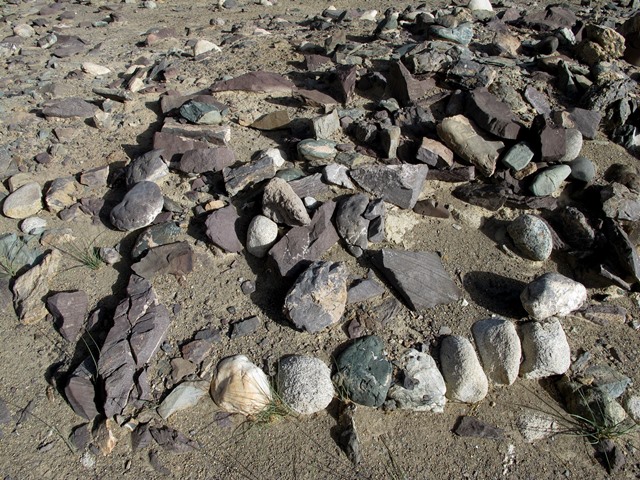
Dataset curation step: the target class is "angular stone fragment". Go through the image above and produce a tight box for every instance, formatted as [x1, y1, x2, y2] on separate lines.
[387, 60, 435, 106]
[350, 164, 428, 209]
[284, 261, 348, 333]
[3, 182, 42, 219]
[223, 151, 282, 196]
[204, 205, 243, 253]
[416, 138, 454, 167]
[601, 183, 640, 221]
[262, 177, 311, 227]
[177, 147, 235, 174]
[125, 150, 168, 187]
[519, 318, 570, 379]
[269, 200, 339, 277]
[371, 249, 461, 310]
[430, 24, 474, 46]
[179, 100, 224, 125]
[251, 111, 291, 131]
[65, 358, 98, 420]
[388, 349, 447, 412]
[524, 86, 551, 115]
[312, 110, 340, 139]
[47, 291, 88, 341]
[603, 218, 640, 284]
[110, 181, 164, 232]
[210, 71, 295, 94]
[466, 88, 522, 140]
[347, 276, 385, 304]
[437, 115, 504, 177]
[131, 242, 193, 279]
[159, 119, 230, 145]
[79, 166, 109, 187]
[42, 98, 97, 118]
[296, 89, 340, 108]
[45, 177, 79, 213]
[472, 318, 521, 386]
[566, 108, 601, 140]
[153, 131, 212, 162]
[336, 194, 370, 257]
[333, 335, 392, 407]
[335, 65, 357, 104]
[502, 142, 534, 171]
[520, 272, 587, 320]
[277, 356, 334, 415]
[13, 250, 61, 324]
[157, 381, 208, 419]
[132, 222, 182, 259]
[297, 139, 338, 166]
[538, 119, 567, 162]
[324, 163, 355, 189]
[440, 335, 488, 403]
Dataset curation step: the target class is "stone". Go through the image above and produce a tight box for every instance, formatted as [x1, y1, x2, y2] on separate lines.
[519, 318, 570, 379]
[468, 0, 492, 11]
[204, 205, 243, 253]
[440, 335, 488, 403]
[0, 233, 40, 280]
[336, 194, 370, 257]
[276, 356, 334, 414]
[64, 358, 98, 420]
[210, 355, 272, 415]
[530, 165, 571, 197]
[42, 98, 97, 118]
[312, 110, 340, 139]
[334, 335, 392, 407]
[558, 378, 627, 429]
[45, 177, 79, 213]
[466, 88, 522, 140]
[379, 126, 401, 159]
[371, 249, 461, 310]
[583, 365, 631, 399]
[158, 120, 230, 147]
[98, 276, 170, 418]
[149, 425, 197, 453]
[181, 337, 217, 365]
[387, 349, 447, 412]
[3, 183, 42, 219]
[569, 156, 596, 182]
[524, 86, 551, 115]
[454, 416, 504, 439]
[347, 276, 385, 304]
[210, 71, 295, 94]
[47, 291, 88, 341]
[230, 316, 261, 338]
[603, 218, 640, 284]
[246, 215, 279, 258]
[82, 62, 111, 76]
[251, 111, 291, 131]
[178, 147, 235, 174]
[567, 108, 601, 139]
[517, 411, 559, 442]
[324, 163, 355, 189]
[387, 60, 435, 106]
[269, 200, 340, 277]
[20, 217, 46, 236]
[471, 318, 521, 386]
[335, 65, 357, 104]
[179, 101, 224, 125]
[296, 89, 340, 108]
[262, 177, 311, 227]
[79, 166, 109, 187]
[601, 183, 640, 221]
[537, 120, 567, 162]
[437, 115, 504, 177]
[13, 250, 61, 324]
[157, 381, 208, 419]
[132, 222, 182, 259]
[223, 151, 282, 196]
[507, 214, 553, 261]
[350, 164, 428, 210]
[125, 150, 168, 187]
[284, 261, 348, 333]
[297, 139, 338, 166]
[110, 182, 164, 232]
[559, 129, 583, 163]
[430, 24, 474, 46]
[13, 24, 35, 38]
[576, 25, 625, 66]
[521, 272, 587, 320]
[416, 138, 454, 168]
[131, 242, 193, 280]
[193, 39, 221, 56]
[502, 142, 534, 171]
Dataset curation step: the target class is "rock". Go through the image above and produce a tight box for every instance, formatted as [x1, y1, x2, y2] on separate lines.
[47, 291, 88, 341]
[131, 242, 193, 280]
[42, 98, 97, 118]
[507, 214, 553, 261]
[289, 173, 330, 198]
[177, 147, 235, 174]
[623, 392, 640, 423]
[440, 335, 488, 403]
[576, 25, 625, 66]
[262, 177, 311, 227]
[413, 199, 450, 219]
[349, 164, 429, 209]
[387, 60, 435, 106]
[601, 183, 640, 221]
[529, 165, 571, 197]
[276, 356, 334, 414]
[3, 183, 42, 219]
[283, 261, 348, 333]
[251, 111, 291, 131]
[312, 110, 341, 139]
[45, 177, 79, 213]
[210, 355, 272, 415]
[193, 39, 221, 56]
[380, 126, 401, 159]
[125, 150, 168, 187]
[148, 425, 197, 453]
[454, 416, 504, 439]
[13, 24, 35, 38]
[471, 318, 521, 386]
[324, 163, 355, 189]
[296, 89, 340, 108]
[558, 378, 627, 429]
[335, 65, 357, 104]
[582, 365, 631, 399]
[79, 166, 109, 188]
[371, 249, 461, 310]
[64, 358, 98, 420]
[157, 381, 208, 419]
[430, 23, 474, 46]
[269, 200, 339, 277]
[567, 108, 601, 140]
[223, 150, 283, 196]
[82, 62, 111, 76]
[20, 217, 46, 236]
[158, 120, 230, 149]
[110, 182, 164, 232]
[181, 336, 218, 365]
[558, 129, 583, 163]
[132, 222, 182, 259]
[502, 142, 534, 171]
[246, 215, 278, 258]
[333, 335, 392, 407]
[603, 218, 640, 284]
[204, 205, 243, 253]
[230, 316, 261, 338]
[297, 139, 338, 166]
[537, 119, 567, 162]
[210, 71, 295, 94]
[466, 88, 522, 140]
[524, 86, 551, 115]
[95, 420, 118, 455]
[416, 138, 454, 168]
[387, 349, 447, 412]
[521, 272, 587, 320]
[519, 318, 570, 378]
[517, 411, 559, 442]
[468, 0, 492, 11]
[437, 115, 504, 177]
[179, 100, 224, 125]
[347, 276, 385, 304]
[13, 250, 61, 324]
[335, 194, 370, 257]
[569, 156, 596, 182]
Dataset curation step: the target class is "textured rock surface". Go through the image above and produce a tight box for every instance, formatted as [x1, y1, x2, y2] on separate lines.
[204, 205, 243, 253]
[276, 355, 334, 414]
[388, 349, 447, 412]
[110, 181, 164, 232]
[440, 335, 488, 403]
[472, 318, 521, 385]
[519, 318, 571, 379]
[46, 290, 88, 341]
[246, 215, 279, 258]
[349, 164, 429, 209]
[13, 250, 61, 324]
[3, 183, 42, 219]
[262, 177, 311, 227]
[157, 381, 208, 419]
[521, 272, 587, 320]
[507, 214, 553, 261]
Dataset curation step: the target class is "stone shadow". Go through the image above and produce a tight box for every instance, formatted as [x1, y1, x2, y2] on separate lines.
[463, 271, 528, 319]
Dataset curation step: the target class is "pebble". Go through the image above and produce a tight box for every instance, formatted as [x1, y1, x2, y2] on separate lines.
[246, 215, 279, 258]
[569, 156, 596, 182]
[472, 318, 521, 386]
[468, 0, 492, 11]
[439, 335, 488, 403]
[82, 62, 111, 76]
[2, 182, 42, 219]
[262, 177, 311, 227]
[323, 163, 355, 189]
[13, 24, 35, 38]
[559, 128, 583, 163]
[501, 142, 534, 171]
[333, 335, 392, 407]
[519, 318, 571, 379]
[110, 181, 164, 232]
[297, 139, 338, 166]
[529, 165, 571, 197]
[276, 355, 334, 414]
[349, 164, 429, 209]
[20, 217, 46, 235]
[194, 39, 221, 56]
[520, 272, 587, 320]
[507, 214, 553, 261]
[125, 150, 169, 187]
[157, 381, 208, 419]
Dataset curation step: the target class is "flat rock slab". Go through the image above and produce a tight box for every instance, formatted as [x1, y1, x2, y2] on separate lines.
[349, 164, 429, 209]
[177, 147, 235, 174]
[3, 182, 43, 219]
[47, 290, 88, 341]
[467, 88, 522, 140]
[42, 97, 97, 118]
[65, 358, 98, 420]
[210, 71, 295, 94]
[454, 416, 504, 440]
[284, 261, 348, 333]
[13, 250, 61, 324]
[157, 381, 208, 419]
[131, 242, 193, 279]
[132, 222, 182, 259]
[333, 335, 392, 407]
[204, 205, 243, 253]
[110, 181, 164, 232]
[371, 249, 461, 310]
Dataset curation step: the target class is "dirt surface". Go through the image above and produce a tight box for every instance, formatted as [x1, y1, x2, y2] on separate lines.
[1, 0, 640, 478]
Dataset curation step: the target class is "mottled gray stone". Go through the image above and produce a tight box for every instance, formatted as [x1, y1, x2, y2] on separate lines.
[110, 182, 164, 232]
[472, 318, 521, 386]
[519, 318, 571, 379]
[569, 156, 596, 182]
[521, 272, 587, 320]
[132, 222, 182, 259]
[125, 150, 168, 187]
[157, 381, 208, 419]
[3, 182, 42, 219]
[502, 142, 534, 171]
[507, 214, 553, 261]
[388, 349, 447, 412]
[223, 151, 282, 196]
[246, 215, 278, 258]
[530, 165, 571, 197]
[440, 335, 488, 403]
[335, 194, 370, 257]
[262, 177, 311, 227]
[277, 355, 334, 414]
[297, 139, 338, 166]
[350, 164, 428, 209]
[312, 110, 341, 139]
[323, 163, 355, 189]
[559, 128, 583, 163]
[13, 250, 61, 324]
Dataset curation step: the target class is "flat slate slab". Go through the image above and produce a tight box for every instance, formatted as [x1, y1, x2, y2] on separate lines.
[371, 249, 462, 310]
